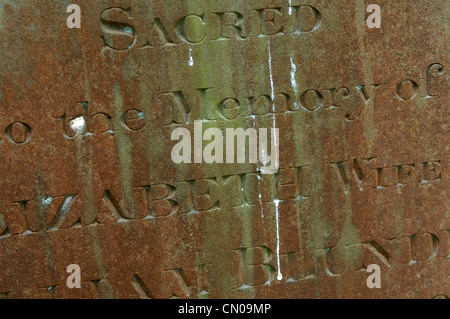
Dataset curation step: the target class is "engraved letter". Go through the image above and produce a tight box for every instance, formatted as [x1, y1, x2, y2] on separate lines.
[101, 8, 135, 51]
[178, 14, 206, 43]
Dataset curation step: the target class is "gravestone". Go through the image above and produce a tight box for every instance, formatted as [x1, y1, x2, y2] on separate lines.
[0, 0, 448, 299]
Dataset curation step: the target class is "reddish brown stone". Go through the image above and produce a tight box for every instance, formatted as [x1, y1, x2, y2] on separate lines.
[0, 0, 448, 299]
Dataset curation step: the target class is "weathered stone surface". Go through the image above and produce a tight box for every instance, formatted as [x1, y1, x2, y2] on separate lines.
[0, 0, 448, 299]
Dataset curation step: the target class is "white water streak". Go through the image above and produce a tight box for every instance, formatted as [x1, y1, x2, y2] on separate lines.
[290, 56, 300, 109]
[188, 47, 194, 66]
[274, 199, 283, 280]
[251, 115, 265, 222]
[268, 39, 275, 101]
[268, 39, 282, 280]
[267, 38, 279, 172]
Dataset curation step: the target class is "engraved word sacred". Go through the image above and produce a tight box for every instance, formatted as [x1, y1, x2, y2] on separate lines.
[100, 5, 322, 51]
